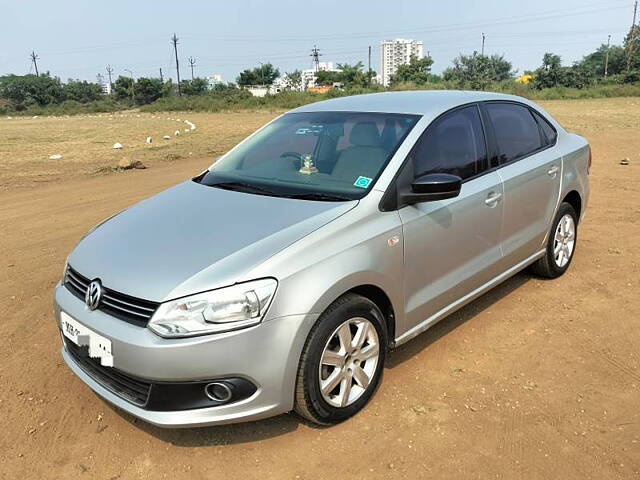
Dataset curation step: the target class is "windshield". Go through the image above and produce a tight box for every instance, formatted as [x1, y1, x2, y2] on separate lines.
[197, 111, 420, 200]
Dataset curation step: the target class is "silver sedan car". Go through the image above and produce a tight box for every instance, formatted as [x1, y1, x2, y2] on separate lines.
[54, 91, 589, 427]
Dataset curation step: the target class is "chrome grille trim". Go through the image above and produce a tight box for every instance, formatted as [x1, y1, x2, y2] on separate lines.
[64, 265, 160, 327]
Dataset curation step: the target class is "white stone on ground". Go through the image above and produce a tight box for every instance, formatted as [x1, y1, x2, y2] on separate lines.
[49, 154, 63, 160]
[163, 135, 171, 140]
[113, 142, 123, 149]
[146, 137, 152, 144]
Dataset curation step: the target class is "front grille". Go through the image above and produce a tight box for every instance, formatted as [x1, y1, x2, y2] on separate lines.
[65, 340, 151, 407]
[65, 265, 159, 327]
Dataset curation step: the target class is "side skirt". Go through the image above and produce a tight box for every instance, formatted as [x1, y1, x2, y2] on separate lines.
[392, 249, 545, 348]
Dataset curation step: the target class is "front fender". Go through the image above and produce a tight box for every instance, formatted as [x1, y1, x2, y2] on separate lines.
[249, 193, 406, 338]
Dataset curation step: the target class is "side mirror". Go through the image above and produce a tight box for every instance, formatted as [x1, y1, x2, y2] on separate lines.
[400, 173, 462, 205]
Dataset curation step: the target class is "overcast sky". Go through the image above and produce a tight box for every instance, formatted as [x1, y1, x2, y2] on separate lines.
[0, 0, 634, 83]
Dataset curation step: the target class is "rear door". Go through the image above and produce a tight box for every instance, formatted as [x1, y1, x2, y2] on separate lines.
[398, 104, 504, 334]
[483, 102, 561, 267]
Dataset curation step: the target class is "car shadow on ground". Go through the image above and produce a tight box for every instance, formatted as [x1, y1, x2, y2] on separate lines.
[386, 271, 530, 368]
[110, 271, 531, 447]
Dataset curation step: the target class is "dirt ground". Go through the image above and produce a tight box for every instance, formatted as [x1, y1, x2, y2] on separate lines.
[1, 98, 639, 479]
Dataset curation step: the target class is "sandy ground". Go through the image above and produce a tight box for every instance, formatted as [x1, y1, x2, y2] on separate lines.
[1, 98, 639, 479]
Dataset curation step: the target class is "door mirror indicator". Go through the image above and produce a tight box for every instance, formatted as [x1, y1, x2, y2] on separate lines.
[400, 173, 462, 205]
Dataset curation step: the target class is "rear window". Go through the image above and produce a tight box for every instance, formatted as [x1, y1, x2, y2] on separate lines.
[486, 103, 543, 163]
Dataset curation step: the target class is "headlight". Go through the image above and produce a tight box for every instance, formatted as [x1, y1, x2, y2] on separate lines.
[147, 279, 277, 338]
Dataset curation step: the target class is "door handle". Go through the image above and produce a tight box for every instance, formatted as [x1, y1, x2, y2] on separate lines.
[484, 192, 502, 206]
[547, 165, 559, 177]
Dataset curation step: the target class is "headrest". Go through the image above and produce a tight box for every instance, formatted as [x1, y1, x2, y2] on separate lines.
[349, 122, 381, 147]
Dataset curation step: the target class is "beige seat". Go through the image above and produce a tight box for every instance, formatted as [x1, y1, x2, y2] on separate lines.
[332, 122, 388, 181]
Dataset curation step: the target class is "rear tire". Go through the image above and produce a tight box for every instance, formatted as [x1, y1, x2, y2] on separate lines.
[294, 293, 387, 425]
[530, 202, 578, 278]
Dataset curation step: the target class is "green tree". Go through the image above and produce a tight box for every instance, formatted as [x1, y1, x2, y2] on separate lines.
[180, 77, 210, 95]
[237, 63, 280, 86]
[336, 62, 369, 87]
[443, 52, 513, 89]
[134, 77, 163, 104]
[64, 79, 103, 103]
[580, 44, 627, 77]
[533, 53, 596, 89]
[315, 62, 369, 88]
[212, 81, 237, 92]
[623, 22, 640, 71]
[113, 76, 135, 102]
[283, 70, 303, 90]
[0, 73, 65, 109]
[315, 69, 341, 86]
[533, 53, 563, 89]
[389, 55, 434, 86]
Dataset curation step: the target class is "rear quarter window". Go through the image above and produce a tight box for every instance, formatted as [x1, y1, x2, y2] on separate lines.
[532, 110, 558, 146]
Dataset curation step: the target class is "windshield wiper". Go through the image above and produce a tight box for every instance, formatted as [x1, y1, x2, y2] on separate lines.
[209, 181, 280, 196]
[210, 181, 352, 201]
[282, 192, 353, 202]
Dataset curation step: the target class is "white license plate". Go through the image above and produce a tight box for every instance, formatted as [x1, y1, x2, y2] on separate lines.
[61, 312, 114, 367]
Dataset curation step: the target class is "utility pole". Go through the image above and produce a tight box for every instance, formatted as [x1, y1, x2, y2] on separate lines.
[258, 61, 265, 85]
[106, 65, 114, 94]
[604, 34, 611, 77]
[188, 56, 196, 80]
[30, 51, 39, 76]
[159, 67, 164, 82]
[368, 46, 372, 85]
[172, 33, 182, 95]
[310, 45, 322, 72]
[125, 69, 134, 103]
[481, 33, 486, 56]
[627, 0, 638, 71]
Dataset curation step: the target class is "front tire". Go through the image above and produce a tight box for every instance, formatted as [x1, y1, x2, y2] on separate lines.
[294, 294, 387, 425]
[530, 202, 578, 278]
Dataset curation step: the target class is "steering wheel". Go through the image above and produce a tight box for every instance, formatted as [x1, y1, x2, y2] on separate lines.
[280, 152, 302, 161]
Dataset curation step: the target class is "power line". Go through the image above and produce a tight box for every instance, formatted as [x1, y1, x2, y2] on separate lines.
[172, 33, 182, 95]
[30, 51, 39, 76]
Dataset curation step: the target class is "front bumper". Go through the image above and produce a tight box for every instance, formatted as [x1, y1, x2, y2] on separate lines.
[54, 283, 318, 427]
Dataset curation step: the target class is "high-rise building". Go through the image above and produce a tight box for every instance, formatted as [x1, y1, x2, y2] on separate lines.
[379, 38, 423, 87]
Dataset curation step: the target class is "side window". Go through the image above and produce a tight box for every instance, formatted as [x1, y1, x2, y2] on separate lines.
[412, 105, 487, 180]
[486, 103, 543, 163]
[531, 110, 557, 146]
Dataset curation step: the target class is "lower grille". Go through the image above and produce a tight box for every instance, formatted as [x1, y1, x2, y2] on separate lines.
[65, 265, 159, 327]
[65, 340, 151, 407]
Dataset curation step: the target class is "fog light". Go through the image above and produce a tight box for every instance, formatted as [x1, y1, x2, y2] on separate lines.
[204, 382, 233, 402]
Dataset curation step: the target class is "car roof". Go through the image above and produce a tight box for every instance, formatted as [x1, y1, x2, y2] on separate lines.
[290, 90, 533, 116]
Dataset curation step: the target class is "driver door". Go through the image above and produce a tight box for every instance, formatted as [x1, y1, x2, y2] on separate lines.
[398, 105, 504, 336]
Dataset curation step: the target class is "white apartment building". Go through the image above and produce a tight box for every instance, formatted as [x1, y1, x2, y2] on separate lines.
[379, 38, 423, 87]
[301, 62, 341, 90]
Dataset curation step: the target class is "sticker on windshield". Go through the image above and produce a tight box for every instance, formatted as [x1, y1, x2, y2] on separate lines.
[353, 176, 372, 189]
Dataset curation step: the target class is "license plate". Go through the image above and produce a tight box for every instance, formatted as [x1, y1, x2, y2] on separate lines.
[61, 312, 114, 367]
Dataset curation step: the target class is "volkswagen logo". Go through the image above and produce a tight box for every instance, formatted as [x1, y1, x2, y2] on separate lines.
[85, 280, 103, 310]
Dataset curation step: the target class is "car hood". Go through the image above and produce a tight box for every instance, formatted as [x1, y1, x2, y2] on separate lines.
[68, 180, 357, 302]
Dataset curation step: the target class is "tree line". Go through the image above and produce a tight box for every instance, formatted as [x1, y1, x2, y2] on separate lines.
[1, 24, 638, 112]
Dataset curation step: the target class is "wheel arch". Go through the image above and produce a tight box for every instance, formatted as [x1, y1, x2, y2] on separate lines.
[562, 190, 582, 220]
